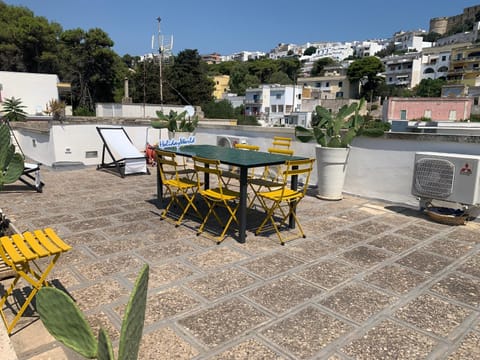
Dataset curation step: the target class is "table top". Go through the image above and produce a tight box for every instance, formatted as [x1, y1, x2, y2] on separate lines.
[164, 144, 306, 168]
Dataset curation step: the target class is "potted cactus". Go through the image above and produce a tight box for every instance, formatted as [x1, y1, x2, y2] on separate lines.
[37, 264, 149, 359]
[295, 99, 365, 200]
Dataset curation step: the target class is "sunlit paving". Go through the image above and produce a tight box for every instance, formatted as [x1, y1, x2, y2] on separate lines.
[1, 164, 479, 359]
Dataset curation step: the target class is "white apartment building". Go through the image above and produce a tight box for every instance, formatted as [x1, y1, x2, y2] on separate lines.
[393, 30, 432, 52]
[382, 53, 423, 88]
[420, 43, 469, 81]
[353, 40, 388, 57]
[244, 84, 302, 126]
[223, 51, 266, 62]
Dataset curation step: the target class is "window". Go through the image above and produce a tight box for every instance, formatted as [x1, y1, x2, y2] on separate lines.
[271, 105, 277, 113]
[400, 110, 407, 120]
[449, 110, 456, 120]
[315, 82, 321, 87]
[474, 97, 479, 106]
[424, 68, 435, 74]
[275, 94, 281, 99]
[442, 55, 447, 61]
[278, 105, 284, 113]
[424, 110, 432, 118]
[325, 82, 330, 87]
[336, 92, 344, 98]
[338, 81, 343, 87]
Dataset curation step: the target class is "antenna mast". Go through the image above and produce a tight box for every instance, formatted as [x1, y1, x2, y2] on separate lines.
[156, 17, 163, 110]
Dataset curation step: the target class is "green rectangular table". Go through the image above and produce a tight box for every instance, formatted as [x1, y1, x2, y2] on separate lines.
[156, 144, 307, 243]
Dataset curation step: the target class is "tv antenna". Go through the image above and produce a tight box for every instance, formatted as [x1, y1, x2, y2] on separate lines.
[152, 17, 174, 110]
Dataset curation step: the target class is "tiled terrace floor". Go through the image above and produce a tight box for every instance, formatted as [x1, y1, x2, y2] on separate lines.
[1, 165, 480, 360]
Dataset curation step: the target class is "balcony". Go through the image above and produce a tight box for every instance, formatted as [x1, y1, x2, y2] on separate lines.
[2, 120, 480, 359]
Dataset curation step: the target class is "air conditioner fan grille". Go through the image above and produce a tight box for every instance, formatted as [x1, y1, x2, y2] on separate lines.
[414, 158, 454, 198]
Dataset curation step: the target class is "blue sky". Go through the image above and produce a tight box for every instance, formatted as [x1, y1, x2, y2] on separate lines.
[4, 0, 480, 56]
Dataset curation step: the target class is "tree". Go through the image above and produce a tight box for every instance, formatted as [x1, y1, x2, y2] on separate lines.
[413, 78, 446, 97]
[267, 71, 292, 84]
[203, 99, 235, 119]
[57, 28, 124, 112]
[164, 49, 214, 107]
[347, 56, 385, 99]
[303, 46, 317, 56]
[310, 57, 336, 76]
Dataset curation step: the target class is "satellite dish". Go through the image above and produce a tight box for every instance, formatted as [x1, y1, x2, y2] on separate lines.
[184, 105, 195, 117]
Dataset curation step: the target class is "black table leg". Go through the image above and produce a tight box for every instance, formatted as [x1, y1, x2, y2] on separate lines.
[238, 167, 248, 243]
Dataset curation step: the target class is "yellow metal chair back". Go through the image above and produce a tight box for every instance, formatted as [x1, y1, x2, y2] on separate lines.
[234, 143, 260, 151]
[271, 136, 292, 150]
[193, 156, 240, 243]
[221, 143, 260, 186]
[0, 228, 71, 334]
[155, 149, 202, 226]
[255, 158, 315, 245]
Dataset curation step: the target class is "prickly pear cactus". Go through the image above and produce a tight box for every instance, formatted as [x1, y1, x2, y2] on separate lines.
[0, 123, 24, 189]
[37, 264, 149, 359]
[118, 263, 149, 360]
[36, 287, 98, 358]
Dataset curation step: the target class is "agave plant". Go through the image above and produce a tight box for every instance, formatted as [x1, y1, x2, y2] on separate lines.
[36, 264, 149, 360]
[295, 99, 365, 148]
[152, 110, 198, 133]
[0, 123, 24, 190]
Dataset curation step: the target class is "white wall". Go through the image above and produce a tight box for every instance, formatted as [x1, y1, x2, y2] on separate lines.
[0, 71, 59, 115]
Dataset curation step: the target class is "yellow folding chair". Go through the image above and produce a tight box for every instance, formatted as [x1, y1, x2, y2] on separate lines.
[193, 156, 240, 244]
[271, 136, 292, 150]
[220, 143, 260, 187]
[0, 228, 71, 334]
[247, 147, 294, 209]
[255, 158, 314, 245]
[155, 149, 202, 226]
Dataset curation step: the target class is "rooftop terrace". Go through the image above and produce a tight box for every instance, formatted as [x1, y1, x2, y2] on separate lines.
[1, 164, 480, 359]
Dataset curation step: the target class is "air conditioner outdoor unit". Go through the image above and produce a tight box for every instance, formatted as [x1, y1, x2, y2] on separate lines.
[216, 135, 248, 148]
[411, 152, 480, 206]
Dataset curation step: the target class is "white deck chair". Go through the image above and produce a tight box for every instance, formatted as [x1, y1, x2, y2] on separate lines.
[96, 127, 149, 177]
[19, 162, 44, 192]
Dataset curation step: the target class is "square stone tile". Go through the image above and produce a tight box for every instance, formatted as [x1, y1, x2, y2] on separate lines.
[368, 234, 419, 254]
[244, 275, 322, 314]
[31, 214, 81, 228]
[86, 311, 120, 342]
[115, 287, 200, 326]
[394, 293, 472, 338]
[394, 223, 441, 240]
[212, 338, 286, 360]
[187, 247, 247, 270]
[349, 220, 393, 236]
[102, 221, 151, 237]
[186, 268, 257, 301]
[178, 298, 270, 348]
[446, 227, 480, 244]
[421, 238, 474, 259]
[340, 246, 391, 268]
[136, 241, 196, 263]
[304, 216, 350, 233]
[262, 306, 353, 359]
[457, 252, 480, 278]
[430, 272, 480, 307]
[125, 262, 195, 289]
[297, 260, 359, 290]
[75, 254, 144, 281]
[285, 239, 336, 261]
[88, 237, 154, 257]
[71, 280, 130, 312]
[79, 206, 124, 218]
[138, 327, 199, 360]
[333, 208, 375, 222]
[323, 229, 370, 248]
[341, 319, 437, 359]
[64, 217, 114, 232]
[63, 230, 109, 246]
[241, 253, 304, 279]
[396, 250, 454, 275]
[319, 282, 396, 323]
[447, 331, 480, 359]
[113, 210, 159, 223]
[363, 264, 429, 294]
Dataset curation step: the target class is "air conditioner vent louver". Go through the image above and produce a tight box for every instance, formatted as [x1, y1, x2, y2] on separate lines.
[413, 158, 455, 198]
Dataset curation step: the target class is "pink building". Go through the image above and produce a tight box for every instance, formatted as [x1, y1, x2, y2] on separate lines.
[384, 97, 473, 121]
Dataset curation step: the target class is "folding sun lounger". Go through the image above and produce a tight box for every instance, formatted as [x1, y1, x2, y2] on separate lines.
[96, 126, 149, 178]
[19, 162, 44, 192]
